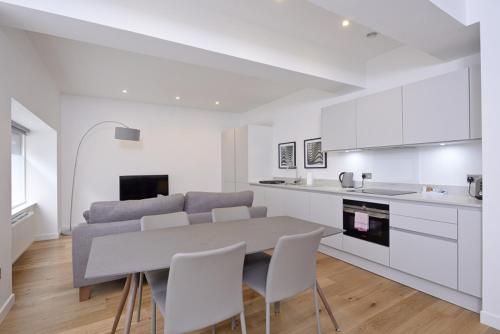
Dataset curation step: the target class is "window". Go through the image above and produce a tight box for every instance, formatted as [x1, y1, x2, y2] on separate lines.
[11, 124, 27, 209]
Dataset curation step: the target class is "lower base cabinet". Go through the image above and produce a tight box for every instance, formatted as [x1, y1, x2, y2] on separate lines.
[343, 235, 389, 266]
[390, 229, 458, 289]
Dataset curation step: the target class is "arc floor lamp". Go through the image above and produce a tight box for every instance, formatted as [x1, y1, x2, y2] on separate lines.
[62, 121, 141, 236]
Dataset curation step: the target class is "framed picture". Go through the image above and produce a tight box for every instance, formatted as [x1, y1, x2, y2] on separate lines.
[278, 142, 296, 169]
[304, 138, 327, 169]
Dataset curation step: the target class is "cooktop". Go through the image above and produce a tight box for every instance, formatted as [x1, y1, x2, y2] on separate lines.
[347, 188, 417, 196]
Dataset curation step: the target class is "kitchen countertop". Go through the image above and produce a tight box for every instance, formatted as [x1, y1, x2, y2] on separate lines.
[249, 182, 482, 209]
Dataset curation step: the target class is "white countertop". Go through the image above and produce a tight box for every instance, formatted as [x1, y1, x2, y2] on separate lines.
[250, 182, 482, 208]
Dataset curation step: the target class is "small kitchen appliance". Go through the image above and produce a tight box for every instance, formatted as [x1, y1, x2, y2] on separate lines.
[339, 172, 354, 188]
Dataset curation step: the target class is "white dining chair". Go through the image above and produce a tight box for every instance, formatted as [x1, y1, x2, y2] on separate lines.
[243, 228, 325, 334]
[148, 242, 248, 334]
[137, 211, 190, 326]
[211, 206, 251, 222]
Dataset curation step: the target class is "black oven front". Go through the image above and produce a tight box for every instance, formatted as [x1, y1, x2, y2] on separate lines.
[343, 199, 390, 247]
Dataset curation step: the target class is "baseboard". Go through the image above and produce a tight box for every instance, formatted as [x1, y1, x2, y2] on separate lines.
[35, 232, 59, 241]
[319, 245, 481, 313]
[0, 294, 15, 325]
[481, 310, 500, 330]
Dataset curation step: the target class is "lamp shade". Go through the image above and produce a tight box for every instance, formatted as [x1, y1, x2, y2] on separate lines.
[115, 127, 140, 141]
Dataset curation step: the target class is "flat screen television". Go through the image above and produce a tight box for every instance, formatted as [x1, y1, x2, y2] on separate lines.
[119, 175, 169, 201]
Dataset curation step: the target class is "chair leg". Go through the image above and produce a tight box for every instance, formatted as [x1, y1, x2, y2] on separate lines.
[312, 286, 322, 334]
[266, 303, 271, 334]
[212, 325, 216, 334]
[231, 316, 237, 330]
[240, 312, 247, 334]
[137, 272, 144, 322]
[151, 300, 156, 334]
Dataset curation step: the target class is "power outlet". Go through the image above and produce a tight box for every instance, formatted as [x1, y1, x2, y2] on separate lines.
[467, 174, 482, 183]
[362, 172, 372, 180]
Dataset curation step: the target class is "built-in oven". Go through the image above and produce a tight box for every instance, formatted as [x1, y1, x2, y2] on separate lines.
[343, 199, 390, 247]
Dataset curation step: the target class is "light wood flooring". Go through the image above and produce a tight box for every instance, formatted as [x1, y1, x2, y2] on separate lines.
[0, 236, 497, 334]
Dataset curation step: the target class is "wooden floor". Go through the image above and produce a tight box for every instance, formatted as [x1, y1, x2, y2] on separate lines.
[0, 237, 497, 334]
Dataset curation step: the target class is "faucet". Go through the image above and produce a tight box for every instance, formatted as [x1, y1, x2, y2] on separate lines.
[286, 164, 301, 184]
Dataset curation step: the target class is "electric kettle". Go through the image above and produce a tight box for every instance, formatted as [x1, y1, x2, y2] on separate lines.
[339, 172, 354, 188]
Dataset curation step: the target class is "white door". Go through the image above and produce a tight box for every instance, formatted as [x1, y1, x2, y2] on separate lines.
[402, 68, 470, 144]
[458, 209, 482, 297]
[357, 87, 403, 148]
[321, 101, 357, 151]
[221, 129, 235, 184]
[235, 126, 248, 183]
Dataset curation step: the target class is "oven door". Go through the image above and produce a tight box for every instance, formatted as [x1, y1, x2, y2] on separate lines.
[343, 203, 390, 247]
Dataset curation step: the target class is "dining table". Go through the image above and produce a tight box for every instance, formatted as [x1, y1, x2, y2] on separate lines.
[85, 215, 343, 333]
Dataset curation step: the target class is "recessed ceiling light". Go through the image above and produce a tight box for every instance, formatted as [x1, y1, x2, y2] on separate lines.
[215, 101, 220, 105]
[175, 96, 181, 100]
[341, 19, 350, 27]
[440, 143, 446, 146]
[122, 89, 128, 94]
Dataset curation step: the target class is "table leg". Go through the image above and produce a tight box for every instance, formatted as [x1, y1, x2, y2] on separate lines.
[316, 280, 341, 332]
[111, 275, 132, 334]
[123, 273, 140, 334]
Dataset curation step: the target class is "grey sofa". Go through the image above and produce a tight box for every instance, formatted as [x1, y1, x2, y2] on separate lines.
[72, 190, 267, 301]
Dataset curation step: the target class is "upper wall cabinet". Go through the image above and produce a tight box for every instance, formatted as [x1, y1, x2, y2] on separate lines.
[402, 68, 470, 144]
[469, 65, 482, 139]
[321, 101, 357, 151]
[357, 87, 403, 148]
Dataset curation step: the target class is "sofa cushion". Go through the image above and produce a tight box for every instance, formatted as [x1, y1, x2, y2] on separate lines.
[88, 193, 185, 224]
[184, 191, 254, 214]
[187, 206, 267, 225]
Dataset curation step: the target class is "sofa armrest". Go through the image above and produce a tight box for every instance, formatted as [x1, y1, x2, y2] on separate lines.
[72, 220, 140, 288]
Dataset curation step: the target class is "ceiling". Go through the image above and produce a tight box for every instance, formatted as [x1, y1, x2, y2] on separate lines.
[29, 32, 314, 113]
[0, 0, 480, 112]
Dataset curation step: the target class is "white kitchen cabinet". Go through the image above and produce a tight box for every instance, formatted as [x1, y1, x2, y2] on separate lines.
[265, 187, 287, 217]
[283, 190, 310, 221]
[391, 201, 457, 224]
[390, 229, 458, 289]
[309, 192, 343, 249]
[458, 209, 482, 297]
[343, 235, 390, 266]
[249, 185, 267, 207]
[221, 125, 272, 191]
[402, 68, 470, 144]
[469, 65, 482, 139]
[357, 87, 403, 148]
[321, 101, 357, 151]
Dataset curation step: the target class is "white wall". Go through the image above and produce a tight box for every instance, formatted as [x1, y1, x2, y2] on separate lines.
[477, 0, 500, 329]
[60, 95, 239, 230]
[240, 50, 482, 187]
[0, 26, 59, 323]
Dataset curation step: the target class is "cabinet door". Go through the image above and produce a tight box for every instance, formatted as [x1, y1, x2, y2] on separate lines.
[221, 129, 235, 183]
[249, 185, 267, 207]
[390, 229, 457, 289]
[403, 68, 470, 144]
[357, 87, 403, 148]
[458, 209, 482, 297]
[321, 101, 357, 151]
[266, 188, 286, 217]
[469, 65, 482, 139]
[283, 190, 310, 221]
[309, 192, 343, 249]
